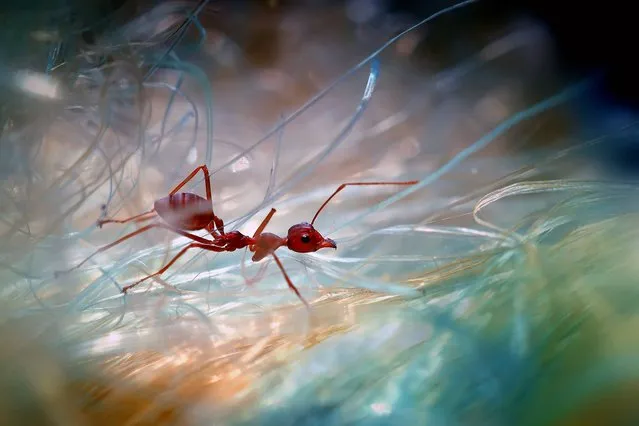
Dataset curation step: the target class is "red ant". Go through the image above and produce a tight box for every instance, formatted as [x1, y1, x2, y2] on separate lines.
[59, 165, 417, 307]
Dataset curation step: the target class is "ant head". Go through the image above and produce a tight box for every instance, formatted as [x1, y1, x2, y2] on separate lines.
[286, 222, 336, 253]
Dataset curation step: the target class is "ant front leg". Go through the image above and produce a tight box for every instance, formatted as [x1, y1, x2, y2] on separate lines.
[240, 247, 271, 286]
[271, 252, 310, 309]
[243, 208, 309, 307]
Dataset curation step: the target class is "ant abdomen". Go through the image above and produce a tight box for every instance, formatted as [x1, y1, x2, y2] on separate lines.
[154, 192, 215, 231]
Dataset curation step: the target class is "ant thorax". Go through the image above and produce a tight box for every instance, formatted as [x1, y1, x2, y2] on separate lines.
[251, 232, 286, 262]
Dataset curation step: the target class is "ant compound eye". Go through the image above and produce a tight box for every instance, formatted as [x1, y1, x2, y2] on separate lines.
[286, 225, 320, 253]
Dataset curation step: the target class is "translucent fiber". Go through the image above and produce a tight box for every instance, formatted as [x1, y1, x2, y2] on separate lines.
[1, 1, 638, 425]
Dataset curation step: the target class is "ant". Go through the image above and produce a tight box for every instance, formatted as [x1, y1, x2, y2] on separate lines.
[59, 165, 417, 307]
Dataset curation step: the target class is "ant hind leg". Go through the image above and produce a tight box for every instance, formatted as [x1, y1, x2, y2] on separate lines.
[168, 165, 225, 234]
[56, 224, 219, 277]
[122, 242, 225, 293]
[97, 209, 157, 228]
[169, 165, 212, 201]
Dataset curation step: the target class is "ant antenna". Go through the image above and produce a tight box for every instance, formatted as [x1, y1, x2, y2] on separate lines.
[310, 181, 419, 226]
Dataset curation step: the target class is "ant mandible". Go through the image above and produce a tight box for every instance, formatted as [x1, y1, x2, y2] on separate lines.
[60, 165, 417, 307]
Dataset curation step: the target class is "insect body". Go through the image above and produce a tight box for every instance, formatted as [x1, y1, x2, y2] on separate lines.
[154, 193, 217, 232]
[61, 165, 417, 307]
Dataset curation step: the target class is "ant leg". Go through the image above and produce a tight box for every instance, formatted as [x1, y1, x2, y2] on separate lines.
[57, 223, 217, 275]
[122, 242, 225, 293]
[271, 252, 310, 309]
[247, 261, 270, 286]
[311, 180, 419, 225]
[252, 208, 277, 239]
[241, 248, 270, 286]
[169, 165, 212, 199]
[97, 210, 156, 228]
[213, 216, 225, 236]
[249, 208, 281, 262]
[169, 165, 225, 234]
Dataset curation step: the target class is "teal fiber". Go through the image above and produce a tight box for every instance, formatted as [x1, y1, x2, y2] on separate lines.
[156, 70, 187, 157]
[158, 58, 215, 168]
[229, 308, 522, 426]
[254, 59, 380, 218]
[143, 0, 211, 81]
[206, 0, 476, 180]
[211, 59, 380, 234]
[329, 77, 596, 235]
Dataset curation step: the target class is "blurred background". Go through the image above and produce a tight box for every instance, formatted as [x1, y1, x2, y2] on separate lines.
[1, 0, 639, 424]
